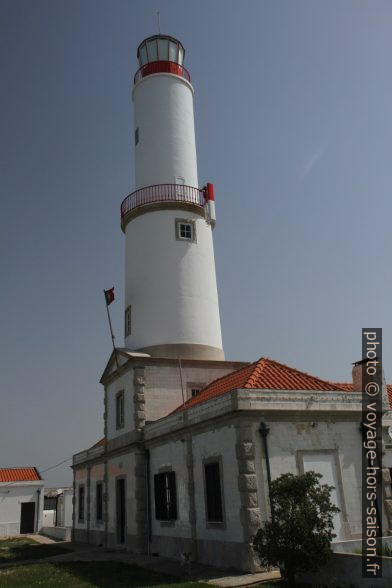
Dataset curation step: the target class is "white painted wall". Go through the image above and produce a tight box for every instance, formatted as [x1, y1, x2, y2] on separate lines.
[133, 74, 198, 189]
[107, 453, 136, 543]
[144, 363, 240, 421]
[192, 425, 242, 542]
[89, 464, 105, 534]
[0, 482, 44, 536]
[150, 439, 190, 540]
[253, 420, 362, 540]
[42, 509, 55, 527]
[124, 210, 222, 353]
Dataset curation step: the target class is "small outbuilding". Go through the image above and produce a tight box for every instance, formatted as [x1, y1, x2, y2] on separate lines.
[0, 467, 44, 536]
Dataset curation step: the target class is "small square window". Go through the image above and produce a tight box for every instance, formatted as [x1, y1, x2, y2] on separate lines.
[125, 306, 131, 337]
[135, 128, 139, 145]
[116, 391, 124, 429]
[187, 382, 205, 399]
[175, 219, 196, 242]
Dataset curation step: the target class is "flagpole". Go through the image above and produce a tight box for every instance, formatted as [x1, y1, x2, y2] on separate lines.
[104, 290, 120, 370]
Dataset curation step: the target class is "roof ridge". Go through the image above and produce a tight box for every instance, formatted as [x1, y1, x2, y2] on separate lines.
[257, 357, 344, 390]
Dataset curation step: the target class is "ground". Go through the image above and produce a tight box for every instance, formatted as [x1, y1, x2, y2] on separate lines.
[0, 537, 71, 563]
[0, 562, 216, 588]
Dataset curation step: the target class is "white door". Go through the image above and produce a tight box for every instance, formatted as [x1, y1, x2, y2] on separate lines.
[302, 452, 345, 540]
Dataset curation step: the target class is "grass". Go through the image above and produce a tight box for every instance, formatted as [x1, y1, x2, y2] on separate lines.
[0, 562, 212, 588]
[0, 537, 71, 563]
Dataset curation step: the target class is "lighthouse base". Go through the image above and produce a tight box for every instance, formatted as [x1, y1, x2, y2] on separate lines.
[136, 342, 225, 361]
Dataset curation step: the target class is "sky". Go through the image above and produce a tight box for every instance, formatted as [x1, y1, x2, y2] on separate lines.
[1, 0, 391, 486]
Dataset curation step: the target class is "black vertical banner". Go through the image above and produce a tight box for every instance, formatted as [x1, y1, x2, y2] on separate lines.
[361, 328, 383, 579]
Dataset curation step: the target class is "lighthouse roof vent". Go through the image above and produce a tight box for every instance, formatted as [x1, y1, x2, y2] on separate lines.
[137, 35, 185, 67]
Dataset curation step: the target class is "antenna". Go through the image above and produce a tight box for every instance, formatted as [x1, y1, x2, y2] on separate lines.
[156, 11, 161, 35]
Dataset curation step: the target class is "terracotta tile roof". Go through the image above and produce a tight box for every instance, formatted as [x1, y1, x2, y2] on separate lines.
[174, 357, 359, 413]
[0, 467, 41, 483]
[388, 385, 392, 408]
[91, 437, 106, 449]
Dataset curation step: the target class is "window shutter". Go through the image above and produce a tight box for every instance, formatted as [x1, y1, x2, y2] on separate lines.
[154, 474, 165, 520]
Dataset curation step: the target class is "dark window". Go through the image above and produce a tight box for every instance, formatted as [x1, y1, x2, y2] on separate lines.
[96, 482, 103, 522]
[191, 388, 201, 397]
[179, 222, 192, 240]
[154, 471, 177, 521]
[204, 462, 223, 522]
[135, 127, 139, 145]
[116, 391, 124, 429]
[125, 306, 131, 337]
[44, 497, 57, 510]
[78, 486, 85, 522]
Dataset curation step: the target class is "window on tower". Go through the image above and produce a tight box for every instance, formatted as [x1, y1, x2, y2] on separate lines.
[187, 382, 205, 399]
[125, 306, 131, 337]
[135, 128, 139, 145]
[175, 219, 196, 242]
[116, 391, 124, 429]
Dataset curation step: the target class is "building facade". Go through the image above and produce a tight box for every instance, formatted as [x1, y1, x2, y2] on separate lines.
[0, 467, 44, 536]
[72, 34, 392, 571]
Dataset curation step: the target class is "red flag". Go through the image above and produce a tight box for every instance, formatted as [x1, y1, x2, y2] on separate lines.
[104, 287, 115, 306]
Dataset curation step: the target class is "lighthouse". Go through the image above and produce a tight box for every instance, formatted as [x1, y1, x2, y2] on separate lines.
[121, 35, 224, 361]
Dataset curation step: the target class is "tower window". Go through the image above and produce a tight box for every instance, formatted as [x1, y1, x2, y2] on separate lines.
[135, 128, 139, 145]
[175, 219, 196, 242]
[116, 391, 124, 429]
[187, 382, 205, 399]
[125, 306, 131, 337]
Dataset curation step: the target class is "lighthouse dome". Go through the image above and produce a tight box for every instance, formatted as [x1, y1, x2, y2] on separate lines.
[137, 35, 185, 67]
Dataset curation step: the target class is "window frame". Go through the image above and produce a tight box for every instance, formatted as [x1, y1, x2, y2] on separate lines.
[187, 382, 205, 399]
[203, 456, 226, 529]
[78, 485, 85, 523]
[154, 469, 178, 523]
[175, 218, 196, 243]
[116, 390, 125, 430]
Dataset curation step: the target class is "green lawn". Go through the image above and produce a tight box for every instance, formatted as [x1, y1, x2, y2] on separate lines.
[0, 537, 71, 563]
[0, 562, 212, 588]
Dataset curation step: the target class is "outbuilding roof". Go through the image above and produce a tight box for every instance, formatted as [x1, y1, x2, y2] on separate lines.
[0, 467, 42, 483]
[174, 357, 388, 412]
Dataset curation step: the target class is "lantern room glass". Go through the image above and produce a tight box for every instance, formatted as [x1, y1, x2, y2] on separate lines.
[137, 35, 185, 67]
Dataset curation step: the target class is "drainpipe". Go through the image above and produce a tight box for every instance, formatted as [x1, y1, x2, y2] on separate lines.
[146, 449, 152, 554]
[259, 422, 274, 521]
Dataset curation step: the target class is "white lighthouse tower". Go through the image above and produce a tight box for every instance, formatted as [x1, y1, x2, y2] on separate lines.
[121, 34, 224, 361]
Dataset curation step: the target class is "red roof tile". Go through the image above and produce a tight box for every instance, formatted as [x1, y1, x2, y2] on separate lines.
[174, 357, 359, 413]
[91, 437, 106, 449]
[0, 468, 41, 483]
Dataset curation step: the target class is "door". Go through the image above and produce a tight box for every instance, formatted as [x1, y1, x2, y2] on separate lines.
[116, 478, 126, 544]
[20, 502, 35, 533]
[302, 452, 345, 540]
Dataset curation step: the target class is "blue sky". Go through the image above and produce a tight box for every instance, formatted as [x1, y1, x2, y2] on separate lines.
[1, 0, 391, 485]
